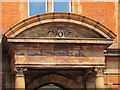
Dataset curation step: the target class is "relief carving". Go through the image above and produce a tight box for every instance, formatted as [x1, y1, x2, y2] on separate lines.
[16, 22, 105, 38]
[94, 67, 104, 75]
[31, 27, 79, 38]
[48, 28, 65, 37]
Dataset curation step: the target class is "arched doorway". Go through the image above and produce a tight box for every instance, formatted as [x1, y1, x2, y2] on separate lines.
[36, 83, 65, 90]
[27, 73, 83, 89]
[2, 12, 116, 89]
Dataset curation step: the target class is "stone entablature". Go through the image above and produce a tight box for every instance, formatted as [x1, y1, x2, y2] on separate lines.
[8, 42, 109, 68]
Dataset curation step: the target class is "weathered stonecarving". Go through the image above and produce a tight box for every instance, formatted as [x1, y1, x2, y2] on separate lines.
[16, 22, 105, 38]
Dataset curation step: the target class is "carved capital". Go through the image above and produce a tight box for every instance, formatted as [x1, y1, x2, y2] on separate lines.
[94, 67, 104, 76]
[14, 67, 27, 77]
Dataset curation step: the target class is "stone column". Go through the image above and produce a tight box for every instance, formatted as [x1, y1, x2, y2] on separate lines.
[95, 68, 105, 89]
[14, 67, 27, 90]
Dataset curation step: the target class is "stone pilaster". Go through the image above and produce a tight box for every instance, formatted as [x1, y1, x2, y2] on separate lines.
[47, 0, 52, 12]
[14, 67, 27, 90]
[95, 67, 105, 89]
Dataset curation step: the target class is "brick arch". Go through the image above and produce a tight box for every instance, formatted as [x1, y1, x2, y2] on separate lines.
[5, 12, 116, 39]
[27, 74, 81, 89]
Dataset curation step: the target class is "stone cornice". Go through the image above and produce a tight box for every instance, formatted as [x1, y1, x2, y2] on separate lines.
[104, 49, 120, 57]
[7, 38, 115, 44]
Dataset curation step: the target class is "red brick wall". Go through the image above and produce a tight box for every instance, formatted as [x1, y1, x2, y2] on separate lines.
[1, 1, 21, 32]
[104, 76, 120, 88]
[1, 2, 117, 34]
[0, 2, 2, 35]
[81, 2, 116, 33]
[104, 76, 120, 84]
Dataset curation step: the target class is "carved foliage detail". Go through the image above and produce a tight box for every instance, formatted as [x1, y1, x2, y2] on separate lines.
[14, 67, 27, 76]
[94, 67, 104, 75]
[48, 28, 65, 37]
[16, 22, 105, 38]
[40, 27, 79, 38]
[20, 27, 80, 38]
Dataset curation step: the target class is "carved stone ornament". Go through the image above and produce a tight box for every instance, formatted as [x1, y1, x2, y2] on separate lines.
[14, 67, 27, 76]
[48, 28, 65, 37]
[16, 22, 105, 38]
[94, 67, 104, 75]
[31, 27, 79, 38]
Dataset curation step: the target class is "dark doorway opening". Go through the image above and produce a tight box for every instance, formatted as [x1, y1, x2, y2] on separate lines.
[35, 82, 66, 90]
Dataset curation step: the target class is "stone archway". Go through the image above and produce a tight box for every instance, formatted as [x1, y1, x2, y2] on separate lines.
[27, 74, 82, 89]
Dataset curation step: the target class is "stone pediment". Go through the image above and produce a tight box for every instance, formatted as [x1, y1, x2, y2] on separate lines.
[5, 13, 116, 40]
[16, 22, 105, 38]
